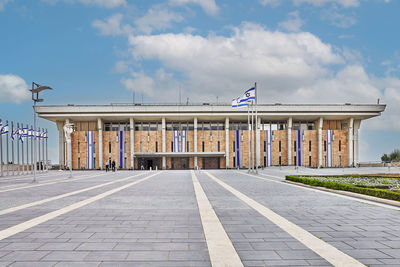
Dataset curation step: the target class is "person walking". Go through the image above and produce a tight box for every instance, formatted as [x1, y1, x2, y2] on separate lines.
[105, 161, 109, 172]
[112, 160, 116, 172]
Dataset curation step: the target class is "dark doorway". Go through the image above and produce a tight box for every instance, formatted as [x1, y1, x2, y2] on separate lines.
[171, 157, 189, 170]
[201, 157, 220, 169]
[138, 158, 161, 170]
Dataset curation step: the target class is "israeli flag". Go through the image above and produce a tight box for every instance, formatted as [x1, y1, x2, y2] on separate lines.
[11, 129, 18, 140]
[28, 129, 33, 137]
[22, 128, 28, 137]
[0, 123, 8, 135]
[240, 87, 255, 103]
[43, 131, 48, 138]
[35, 130, 41, 138]
[232, 97, 249, 108]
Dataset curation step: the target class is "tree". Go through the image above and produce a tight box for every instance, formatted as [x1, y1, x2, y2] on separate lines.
[381, 154, 390, 162]
[389, 149, 400, 162]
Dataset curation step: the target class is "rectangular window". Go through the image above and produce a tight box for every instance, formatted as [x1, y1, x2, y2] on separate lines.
[264, 141, 266, 152]
[218, 141, 220, 152]
[233, 141, 235, 152]
[109, 142, 111, 153]
[294, 141, 297, 152]
[187, 141, 189, 152]
[202, 141, 205, 152]
[294, 156, 297, 165]
[78, 142, 80, 153]
[140, 141, 143, 152]
[171, 141, 173, 152]
[264, 157, 266, 167]
[309, 141, 311, 151]
[279, 141, 281, 152]
[309, 156, 311, 167]
[78, 158, 80, 169]
[279, 156, 281, 165]
[233, 157, 236, 168]
[339, 140, 341, 152]
[94, 158, 96, 169]
[324, 140, 327, 152]
[155, 141, 158, 152]
[93, 142, 95, 154]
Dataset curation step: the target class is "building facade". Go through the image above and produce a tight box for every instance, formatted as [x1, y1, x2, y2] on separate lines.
[36, 103, 385, 170]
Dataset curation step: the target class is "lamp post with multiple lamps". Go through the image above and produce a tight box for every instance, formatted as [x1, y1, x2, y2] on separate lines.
[31, 82, 52, 183]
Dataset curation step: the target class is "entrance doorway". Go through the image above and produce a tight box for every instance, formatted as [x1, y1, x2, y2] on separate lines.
[171, 157, 190, 170]
[138, 158, 161, 170]
[201, 157, 220, 169]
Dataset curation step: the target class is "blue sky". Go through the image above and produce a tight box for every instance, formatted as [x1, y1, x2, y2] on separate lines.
[0, 0, 399, 163]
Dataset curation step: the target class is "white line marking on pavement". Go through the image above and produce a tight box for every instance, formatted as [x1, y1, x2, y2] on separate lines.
[251, 172, 400, 211]
[0, 172, 145, 216]
[205, 171, 365, 267]
[191, 170, 243, 267]
[0, 172, 109, 193]
[0, 171, 161, 241]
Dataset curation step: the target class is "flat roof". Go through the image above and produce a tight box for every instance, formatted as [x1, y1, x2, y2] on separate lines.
[36, 103, 386, 122]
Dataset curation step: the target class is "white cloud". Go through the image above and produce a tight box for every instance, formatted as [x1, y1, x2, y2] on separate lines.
[0, 74, 30, 104]
[323, 10, 356, 28]
[134, 5, 184, 34]
[258, 0, 280, 7]
[0, 0, 13, 11]
[77, 0, 126, 8]
[278, 11, 305, 32]
[92, 14, 132, 36]
[169, 0, 219, 15]
[293, 0, 360, 8]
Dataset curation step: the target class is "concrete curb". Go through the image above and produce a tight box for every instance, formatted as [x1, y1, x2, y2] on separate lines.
[284, 180, 400, 208]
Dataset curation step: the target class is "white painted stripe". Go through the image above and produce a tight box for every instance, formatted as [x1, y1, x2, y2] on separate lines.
[255, 172, 400, 211]
[0, 172, 108, 193]
[0, 172, 145, 216]
[205, 171, 364, 267]
[191, 171, 243, 267]
[0, 172, 161, 241]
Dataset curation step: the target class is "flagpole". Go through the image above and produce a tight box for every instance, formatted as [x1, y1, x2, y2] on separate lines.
[21, 123, 24, 175]
[247, 104, 250, 172]
[30, 125, 33, 175]
[251, 100, 254, 173]
[42, 128, 45, 172]
[45, 128, 48, 171]
[255, 82, 258, 174]
[26, 124, 29, 174]
[0, 119, 3, 177]
[6, 121, 9, 176]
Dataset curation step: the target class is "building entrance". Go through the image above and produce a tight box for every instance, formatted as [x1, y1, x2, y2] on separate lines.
[202, 157, 220, 169]
[171, 157, 190, 170]
[138, 158, 161, 170]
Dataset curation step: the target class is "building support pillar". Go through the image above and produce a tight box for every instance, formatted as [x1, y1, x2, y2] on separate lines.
[348, 117, 354, 167]
[194, 117, 198, 169]
[130, 118, 134, 170]
[353, 120, 360, 167]
[56, 121, 65, 169]
[287, 117, 292, 166]
[66, 119, 72, 171]
[225, 117, 229, 169]
[162, 117, 166, 169]
[97, 118, 103, 170]
[318, 117, 323, 168]
[256, 117, 261, 168]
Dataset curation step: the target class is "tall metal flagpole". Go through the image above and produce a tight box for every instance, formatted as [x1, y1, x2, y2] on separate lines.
[26, 124, 29, 174]
[30, 125, 33, 174]
[33, 106, 37, 182]
[38, 127, 41, 173]
[42, 128, 45, 171]
[248, 104, 250, 172]
[251, 100, 254, 173]
[45, 128, 48, 171]
[21, 123, 24, 175]
[11, 122, 14, 176]
[0, 119, 3, 177]
[255, 82, 258, 174]
[6, 121, 9, 176]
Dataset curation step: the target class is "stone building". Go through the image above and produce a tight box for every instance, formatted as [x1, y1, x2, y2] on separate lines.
[36, 103, 385, 170]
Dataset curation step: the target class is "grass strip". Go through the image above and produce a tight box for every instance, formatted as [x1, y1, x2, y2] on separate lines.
[286, 175, 400, 202]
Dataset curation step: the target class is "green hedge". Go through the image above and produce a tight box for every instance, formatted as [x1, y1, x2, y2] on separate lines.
[286, 175, 400, 202]
[298, 174, 400, 179]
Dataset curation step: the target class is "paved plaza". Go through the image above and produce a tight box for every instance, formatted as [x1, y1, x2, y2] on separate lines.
[0, 167, 399, 266]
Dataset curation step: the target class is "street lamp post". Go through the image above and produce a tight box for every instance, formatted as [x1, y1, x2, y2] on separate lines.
[31, 82, 52, 183]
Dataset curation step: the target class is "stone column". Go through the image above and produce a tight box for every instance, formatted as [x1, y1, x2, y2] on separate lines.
[287, 117, 292, 166]
[348, 117, 354, 167]
[56, 121, 65, 169]
[256, 117, 261, 168]
[130, 118, 135, 170]
[225, 117, 230, 169]
[162, 117, 166, 169]
[65, 119, 72, 171]
[353, 120, 361, 167]
[194, 117, 198, 169]
[97, 118, 103, 170]
[318, 117, 323, 168]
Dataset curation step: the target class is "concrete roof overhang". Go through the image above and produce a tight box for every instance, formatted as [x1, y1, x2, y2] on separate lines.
[35, 103, 386, 122]
[134, 152, 225, 158]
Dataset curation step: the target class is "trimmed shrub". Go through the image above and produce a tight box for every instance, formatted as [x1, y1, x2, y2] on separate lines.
[286, 175, 400, 202]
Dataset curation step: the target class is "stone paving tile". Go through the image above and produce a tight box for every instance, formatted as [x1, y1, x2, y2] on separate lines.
[0, 250, 50, 261]
[8, 261, 57, 267]
[41, 251, 90, 261]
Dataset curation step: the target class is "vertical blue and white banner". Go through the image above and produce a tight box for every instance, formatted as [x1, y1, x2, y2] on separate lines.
[173, 130, 179, 152]
[326, 130, 333, 167]
[235, 130, 241, 167]
[87, 131, 94, 169]
[119, 130, 124, 168]
[296, 130, 302, 166]
[266, 130, 272, 167]
[180, 130, 187, 152]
